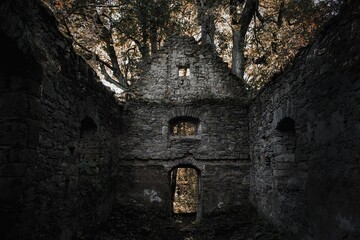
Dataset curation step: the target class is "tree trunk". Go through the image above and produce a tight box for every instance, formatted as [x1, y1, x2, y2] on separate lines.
[231, 29, 242, 78]
[150, 18, 158, 55]
[96, 13, 127, 88]
[99, 63, 126, 90]
[140, 24, 150, 62]
[197, 0, 216, 47]
[231, 0, 257, 80]
[200, 12, 215, 46]
[104, 38, 127, 87]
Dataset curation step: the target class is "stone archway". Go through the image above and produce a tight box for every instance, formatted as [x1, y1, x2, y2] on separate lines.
[170, 165, 201, 221]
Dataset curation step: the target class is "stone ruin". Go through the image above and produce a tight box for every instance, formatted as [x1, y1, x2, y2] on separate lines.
[0, 0, 359, 239]
[117, 35, 251, 220]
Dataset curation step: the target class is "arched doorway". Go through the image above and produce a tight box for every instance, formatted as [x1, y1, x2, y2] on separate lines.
[170, 166, 201, 221]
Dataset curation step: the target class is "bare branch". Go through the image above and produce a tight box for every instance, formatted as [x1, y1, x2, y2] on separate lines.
[277, 1, 285, 28]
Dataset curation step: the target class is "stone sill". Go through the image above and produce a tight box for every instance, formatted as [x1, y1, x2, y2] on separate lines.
[169, 135, 202, 142]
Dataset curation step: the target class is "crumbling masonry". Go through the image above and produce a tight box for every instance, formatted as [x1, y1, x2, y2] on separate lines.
[0, 0, 359, 239]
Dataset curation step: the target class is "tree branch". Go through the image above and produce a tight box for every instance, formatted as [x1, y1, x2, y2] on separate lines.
[60, 18, 114, 70]
[95, 12, 128, 88]
[277, 1, 285, 28]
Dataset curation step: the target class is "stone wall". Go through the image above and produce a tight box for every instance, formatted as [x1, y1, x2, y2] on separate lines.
[0, 28, 42, 239]
[131, 36, 250, 103]
[118, 101, 250, 217]
[249, 6, 360, 239]
[0, 0, 123, 239]
[119, 36, 251, 219]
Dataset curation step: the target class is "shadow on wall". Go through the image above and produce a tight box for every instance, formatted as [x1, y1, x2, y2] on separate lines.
[0, 30, 42, 239]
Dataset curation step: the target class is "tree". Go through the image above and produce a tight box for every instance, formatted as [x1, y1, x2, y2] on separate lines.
[230, 0, 258, 80]
[224, 0, 342, 87]
[44, 0, 343, 91]
[45, 0, 184, 89]
[243, 0, 342, 88]
[196, 0, 217, 47]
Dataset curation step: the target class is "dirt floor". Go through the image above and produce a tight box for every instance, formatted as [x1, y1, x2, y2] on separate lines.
[74, 204, 289, 240]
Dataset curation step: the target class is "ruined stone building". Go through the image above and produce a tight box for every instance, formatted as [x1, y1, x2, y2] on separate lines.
[0, 0, 359, 239]
[117, 36, 251, 220]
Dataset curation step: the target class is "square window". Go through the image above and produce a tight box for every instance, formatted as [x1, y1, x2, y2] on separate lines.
[178, 67, 190, 77]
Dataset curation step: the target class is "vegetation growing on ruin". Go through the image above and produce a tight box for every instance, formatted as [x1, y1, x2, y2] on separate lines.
[43, 0, 342, 90]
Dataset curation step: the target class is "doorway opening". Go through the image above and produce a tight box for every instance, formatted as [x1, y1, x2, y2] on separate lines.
[170, 166, 200, 221]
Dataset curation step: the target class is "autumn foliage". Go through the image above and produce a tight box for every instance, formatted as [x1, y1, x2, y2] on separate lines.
[43, 0, 342, 91]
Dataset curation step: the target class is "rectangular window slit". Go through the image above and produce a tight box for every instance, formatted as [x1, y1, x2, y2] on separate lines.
[178, 67, 190, 77]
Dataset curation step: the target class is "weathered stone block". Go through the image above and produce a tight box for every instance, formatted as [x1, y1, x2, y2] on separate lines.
[273, 170, 293, 177]
[0, 163, 27, 177]
[0, 177, 24, 203]
[0, 121, 28, 146]
[274, 162, 294, 170]
[0, 92, 29, 118]
[274, 154, 295, 163]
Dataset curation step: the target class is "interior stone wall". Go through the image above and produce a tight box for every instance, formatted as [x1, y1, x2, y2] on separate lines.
[118, 36, 253, 217]
[249, 7, 360, 239]
[119, 35, 251, 218]
[0, 30, 42, 239]
[118, 101, 250, 217]
[0, 1, 123, 239]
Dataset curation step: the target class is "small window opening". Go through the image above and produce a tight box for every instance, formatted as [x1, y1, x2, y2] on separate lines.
[172, 122, 196, 136]
[170, 117, 199, 136]
[276, 117, 295, 134]
[276, 117, 296, 155]
[80, 117, 97, 138]
[171, 167, 199, 215]
[68, 146, 75, 155]
[178, 67, 190, 77]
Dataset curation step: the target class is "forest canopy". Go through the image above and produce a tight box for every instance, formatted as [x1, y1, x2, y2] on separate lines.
[43, 0, 343, 92]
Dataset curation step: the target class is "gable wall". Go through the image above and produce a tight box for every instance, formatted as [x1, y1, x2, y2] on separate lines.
[133, 36, 249, 103]
[119, 36, 252, 217]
